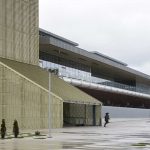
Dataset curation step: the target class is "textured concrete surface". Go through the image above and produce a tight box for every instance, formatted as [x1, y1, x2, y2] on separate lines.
[0, 118, 150, 150]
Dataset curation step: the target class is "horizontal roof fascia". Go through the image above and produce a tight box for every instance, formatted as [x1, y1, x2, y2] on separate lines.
[39, 31, 150, 82]
[40, 36, 127, 67]
[39, 28, 79, 47]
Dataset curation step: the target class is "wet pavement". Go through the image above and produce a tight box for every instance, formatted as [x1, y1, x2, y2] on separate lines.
[0, 118, 150, 150]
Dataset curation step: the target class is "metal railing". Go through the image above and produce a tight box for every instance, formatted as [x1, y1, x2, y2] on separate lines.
[39, 60, 150, 95]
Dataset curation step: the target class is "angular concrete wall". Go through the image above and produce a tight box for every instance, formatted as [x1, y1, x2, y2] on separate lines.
[0, 0, 39, 65]
[85, 105, 101, 126]
[96, 105, 101, 125]
[0, 63, 63, 130]
[63, 103, 101, 126]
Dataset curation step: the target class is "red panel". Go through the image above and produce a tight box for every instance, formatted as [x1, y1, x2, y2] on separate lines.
[78, 87, 150, 109]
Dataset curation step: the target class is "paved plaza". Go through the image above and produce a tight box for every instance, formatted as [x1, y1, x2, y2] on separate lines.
[0, 118, 150, 150]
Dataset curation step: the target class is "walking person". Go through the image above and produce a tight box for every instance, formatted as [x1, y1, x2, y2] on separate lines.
[13, 120, 19, 138]
[1, 119, 6, 139]
[104, 113, 110, 127]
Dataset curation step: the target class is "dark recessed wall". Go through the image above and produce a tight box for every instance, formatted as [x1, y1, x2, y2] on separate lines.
[78, 87, 150, 109]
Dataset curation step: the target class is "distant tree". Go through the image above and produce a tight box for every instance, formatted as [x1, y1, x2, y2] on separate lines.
[13, 120, 19, 138]
[1, 119, 6, 139]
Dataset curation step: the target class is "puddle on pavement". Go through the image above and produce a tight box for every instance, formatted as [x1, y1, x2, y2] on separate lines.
[62, 132, 100, 134]
[61, 142, 94, 149]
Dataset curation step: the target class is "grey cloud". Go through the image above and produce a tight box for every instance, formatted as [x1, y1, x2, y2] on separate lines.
[39, 0, 150, 75]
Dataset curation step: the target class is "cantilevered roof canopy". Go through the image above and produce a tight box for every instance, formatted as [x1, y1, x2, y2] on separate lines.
[40, 28, 79, 46]
[39, 29, 150, 84]
[0, 58, 101, 105]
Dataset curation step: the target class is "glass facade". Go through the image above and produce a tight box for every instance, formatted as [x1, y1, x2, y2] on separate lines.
[39, 59, 91, 80]
[39, 53, 150, 95]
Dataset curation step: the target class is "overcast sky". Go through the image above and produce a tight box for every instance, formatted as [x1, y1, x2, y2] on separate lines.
[39, 0, 150, 75]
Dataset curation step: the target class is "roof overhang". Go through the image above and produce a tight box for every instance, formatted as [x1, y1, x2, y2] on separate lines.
[39, 30, 150, 84]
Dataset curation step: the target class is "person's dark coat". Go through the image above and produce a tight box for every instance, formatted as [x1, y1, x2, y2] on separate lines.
[104, 113, 110, 127]
[105, 113, 110, 123]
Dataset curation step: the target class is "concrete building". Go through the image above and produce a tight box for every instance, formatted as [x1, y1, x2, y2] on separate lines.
[1, 0, 150, 130]
[0, 0, 101, 130]
[39, 29, 150, 109]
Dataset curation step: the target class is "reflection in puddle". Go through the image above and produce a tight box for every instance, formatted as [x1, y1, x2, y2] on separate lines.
[62, 142, 93, 149]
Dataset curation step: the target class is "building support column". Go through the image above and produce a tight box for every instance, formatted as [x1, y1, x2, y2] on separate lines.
[93, 105, 96, 126]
